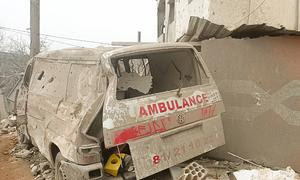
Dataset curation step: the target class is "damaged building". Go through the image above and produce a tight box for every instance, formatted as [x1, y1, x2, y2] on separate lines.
[157, 0, 300, 172]
[158, 0, 300, 42]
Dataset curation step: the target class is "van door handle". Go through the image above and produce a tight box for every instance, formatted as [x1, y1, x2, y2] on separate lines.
[160, 120, 203, 138]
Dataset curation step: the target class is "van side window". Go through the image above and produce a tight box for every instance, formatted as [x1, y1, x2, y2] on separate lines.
[24, 64, 33, 87]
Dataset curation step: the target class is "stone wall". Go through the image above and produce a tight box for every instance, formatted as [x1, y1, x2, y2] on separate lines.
[200, 36, 300, 171]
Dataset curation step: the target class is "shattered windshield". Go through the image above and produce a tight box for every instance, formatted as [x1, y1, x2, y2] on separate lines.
[112, 48, 206, 100]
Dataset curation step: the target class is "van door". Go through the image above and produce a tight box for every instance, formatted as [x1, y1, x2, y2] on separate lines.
[27, 60, 70, 151]
[102, 47, 225, 179]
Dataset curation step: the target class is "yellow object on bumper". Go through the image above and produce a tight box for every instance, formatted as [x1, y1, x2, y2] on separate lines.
[104, 153, 126, 177]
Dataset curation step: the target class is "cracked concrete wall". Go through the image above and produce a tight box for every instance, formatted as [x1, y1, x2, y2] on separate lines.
[200, 36, 300, 171]
[158, 0, 300, 41]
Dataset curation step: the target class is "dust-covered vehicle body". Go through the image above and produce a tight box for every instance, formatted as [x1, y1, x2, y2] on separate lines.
[16, 43, 225, 179]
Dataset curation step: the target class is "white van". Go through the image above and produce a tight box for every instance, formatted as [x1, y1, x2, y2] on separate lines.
[16, 43, 225, 180]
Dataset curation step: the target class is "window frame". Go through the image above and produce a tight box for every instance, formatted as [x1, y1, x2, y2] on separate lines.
[110, 47, 210, 102]
[23, 63, 33, 88]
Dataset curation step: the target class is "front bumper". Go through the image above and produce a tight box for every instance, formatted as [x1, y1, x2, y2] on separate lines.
[61, 161, 103, 180]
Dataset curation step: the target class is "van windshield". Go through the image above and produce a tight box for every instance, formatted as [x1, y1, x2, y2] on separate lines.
[111, 48, 207, 100]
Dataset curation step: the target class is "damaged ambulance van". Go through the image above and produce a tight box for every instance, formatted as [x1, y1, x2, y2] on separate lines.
[15, 43, 225, 180]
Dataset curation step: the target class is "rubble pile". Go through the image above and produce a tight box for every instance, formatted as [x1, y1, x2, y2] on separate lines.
[233, 167, 299, 180]
[177, 162, 208, 180]
[171, 158, 300, 180]
[10, 140, 54, 180]
[196, 158, 259, 179]
[2, 117, 300, 180]
[9, 143, 54, 180]
[0, 118, 16, 135]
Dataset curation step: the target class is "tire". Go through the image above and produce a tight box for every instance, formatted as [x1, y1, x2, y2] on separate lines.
[54, 152, 69, 180]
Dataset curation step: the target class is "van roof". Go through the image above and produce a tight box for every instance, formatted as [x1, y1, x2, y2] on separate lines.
[108, 42, 194, 57]
[35, 46, 117, 61]
[35, 43, 194, 61]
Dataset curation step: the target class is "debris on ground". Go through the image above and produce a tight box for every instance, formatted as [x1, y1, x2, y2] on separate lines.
[170, 158, 300, 180]
[0, 117, 54, 180]
[177, 162, 208, 180]
[1, 116, 299, 180]
[14, 148, 33, 158]
[233, 167, 300, 180]
[0, 134, 34, 180]
[0, 118, 16, 135]
[10, 142, 55, 180]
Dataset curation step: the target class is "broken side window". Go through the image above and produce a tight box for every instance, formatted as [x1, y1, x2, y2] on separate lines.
[24, 63, 33, 87]
[112, 48, 208, 100]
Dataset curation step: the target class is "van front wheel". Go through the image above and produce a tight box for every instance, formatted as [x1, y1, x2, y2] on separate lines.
[54, 152, 69, 180]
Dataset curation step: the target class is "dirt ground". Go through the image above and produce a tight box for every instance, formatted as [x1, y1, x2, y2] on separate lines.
[0, 131, 298, 180]
[0, 133, 33, 180]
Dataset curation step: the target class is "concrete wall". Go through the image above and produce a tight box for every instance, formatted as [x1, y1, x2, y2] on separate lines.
[200, 36, 300, 171]
[158, 0, 300, 42]
[174, 0, 210, 40]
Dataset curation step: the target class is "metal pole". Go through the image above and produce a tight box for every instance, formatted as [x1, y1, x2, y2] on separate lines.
[138, 31, 141, 43]
[30, 0, 40, 58]
[297, 0, 300, 30]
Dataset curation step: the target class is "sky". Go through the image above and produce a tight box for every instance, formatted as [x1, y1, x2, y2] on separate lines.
[0, 0, 157, 50]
